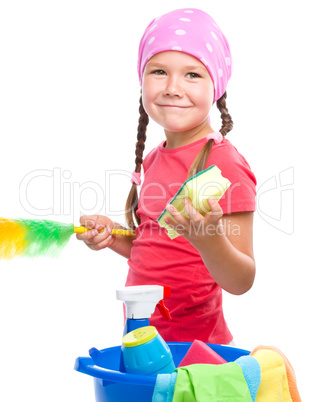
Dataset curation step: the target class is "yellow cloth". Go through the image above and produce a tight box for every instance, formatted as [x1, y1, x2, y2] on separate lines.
[251, 346, 301, 402]
[251, 349, 292, 401]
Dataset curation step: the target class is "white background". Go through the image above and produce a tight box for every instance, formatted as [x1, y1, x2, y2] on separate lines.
[0, 0, 310, 400]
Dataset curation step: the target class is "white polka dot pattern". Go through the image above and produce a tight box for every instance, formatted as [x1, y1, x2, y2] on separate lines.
[175, 29, 186, 35]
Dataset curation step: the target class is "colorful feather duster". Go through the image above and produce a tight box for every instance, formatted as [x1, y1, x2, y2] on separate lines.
[0, 218, 134, 259]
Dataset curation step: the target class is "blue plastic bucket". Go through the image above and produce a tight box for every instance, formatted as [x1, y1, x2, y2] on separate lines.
[75, 342, 250, 402]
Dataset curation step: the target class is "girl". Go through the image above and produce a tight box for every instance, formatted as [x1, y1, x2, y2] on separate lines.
[77, 8, 256, 345]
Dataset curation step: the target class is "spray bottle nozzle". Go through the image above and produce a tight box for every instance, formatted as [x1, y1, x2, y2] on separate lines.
[116, 285, 172, 321]
[156, 286, 172, 320]
[163, 286, 171, 298]
[157, 300, 172, 320]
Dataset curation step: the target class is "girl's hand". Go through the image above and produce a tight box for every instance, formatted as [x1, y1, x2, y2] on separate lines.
[164, 197, 224, 244]
[76, 215, 116, 251]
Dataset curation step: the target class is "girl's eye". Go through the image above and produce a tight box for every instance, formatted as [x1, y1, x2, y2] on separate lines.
[186, 72, 200, 78]
[152, 70, 166, 75]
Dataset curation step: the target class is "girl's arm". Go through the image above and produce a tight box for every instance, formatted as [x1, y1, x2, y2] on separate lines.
[108, 222, 136, 259]
[164, 198, 256, 295]
[197, 211, 255, 295]
[76, 215, 135, 259]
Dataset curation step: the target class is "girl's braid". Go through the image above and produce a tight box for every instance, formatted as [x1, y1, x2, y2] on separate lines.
[188, 91, 233, 178]
[216, 91, 233, 136]
[125, 96, 149, 229]
[134, 96, 149, 171]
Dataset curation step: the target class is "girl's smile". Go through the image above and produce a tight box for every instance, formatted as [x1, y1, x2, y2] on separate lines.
[142, 51, 215, 147]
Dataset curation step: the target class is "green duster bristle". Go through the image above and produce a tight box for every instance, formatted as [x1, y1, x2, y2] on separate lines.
[19, 219, 74, 258]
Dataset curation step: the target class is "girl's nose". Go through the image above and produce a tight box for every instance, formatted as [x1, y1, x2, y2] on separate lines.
[164, 76, 184, 97]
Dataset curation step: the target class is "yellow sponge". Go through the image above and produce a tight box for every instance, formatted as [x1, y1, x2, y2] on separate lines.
[157, 165, 231, 239]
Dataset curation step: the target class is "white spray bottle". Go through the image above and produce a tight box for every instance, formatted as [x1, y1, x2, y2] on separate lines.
[116, 285, 172, 335]
[89, 285, 172, 371]
[116, 285, 172, 372]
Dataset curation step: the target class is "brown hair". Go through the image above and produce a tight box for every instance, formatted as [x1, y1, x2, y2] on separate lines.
[125, 95, 149, 230]
[125, 91, 233, 229]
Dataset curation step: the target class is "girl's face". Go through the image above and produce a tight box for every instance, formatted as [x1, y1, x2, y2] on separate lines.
[142, 51, 214, 135]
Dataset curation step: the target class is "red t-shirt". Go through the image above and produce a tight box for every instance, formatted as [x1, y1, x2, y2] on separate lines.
[125, 137, 256, 344]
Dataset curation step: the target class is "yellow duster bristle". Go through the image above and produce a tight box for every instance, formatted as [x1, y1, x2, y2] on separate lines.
[0, 218, 27, 259]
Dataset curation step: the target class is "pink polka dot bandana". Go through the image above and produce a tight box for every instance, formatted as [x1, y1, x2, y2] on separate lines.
[137, 8, 232, 102]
